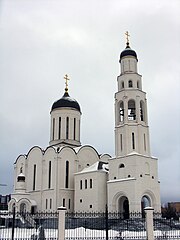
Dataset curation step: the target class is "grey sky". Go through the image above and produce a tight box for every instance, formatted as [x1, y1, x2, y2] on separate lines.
[0, 0, 180, 204]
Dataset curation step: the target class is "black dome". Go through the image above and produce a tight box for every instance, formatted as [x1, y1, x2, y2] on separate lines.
[120, 43, 138, 62]
[51, 92, 81, 112]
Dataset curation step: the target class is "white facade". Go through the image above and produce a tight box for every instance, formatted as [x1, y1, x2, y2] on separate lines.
[9, 41, 161, 216]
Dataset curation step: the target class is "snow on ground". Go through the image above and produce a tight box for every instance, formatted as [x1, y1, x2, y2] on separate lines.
[0, 227, 180, 239]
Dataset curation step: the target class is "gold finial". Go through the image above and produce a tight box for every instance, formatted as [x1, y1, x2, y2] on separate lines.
[125, 31, 130, 45]
[64, 74, 70, 93]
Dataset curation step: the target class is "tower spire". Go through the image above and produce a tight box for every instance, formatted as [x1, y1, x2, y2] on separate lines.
[64, 74, 70, 93]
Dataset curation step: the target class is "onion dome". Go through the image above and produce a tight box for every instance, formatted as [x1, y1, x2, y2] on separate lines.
[51, 91, 81, 112]
[17, 173, 25, 182]
[120, 42, 138, 62]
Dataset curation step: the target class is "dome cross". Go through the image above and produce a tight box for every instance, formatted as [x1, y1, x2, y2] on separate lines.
[125, 31, 130, 47]
[64, 74, 70, 93]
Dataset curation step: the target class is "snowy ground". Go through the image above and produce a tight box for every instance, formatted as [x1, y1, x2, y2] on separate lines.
[0, 227, 180, 239]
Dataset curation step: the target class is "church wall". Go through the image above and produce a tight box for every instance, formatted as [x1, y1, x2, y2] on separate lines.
[74, 171, 108, 212]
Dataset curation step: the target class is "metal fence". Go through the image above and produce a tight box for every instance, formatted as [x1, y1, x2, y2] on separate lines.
[0, 210, 180, 240]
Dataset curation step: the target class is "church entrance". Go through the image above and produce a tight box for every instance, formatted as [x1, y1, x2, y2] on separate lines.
[118, 196, 129, 219]
[20, 203, 26, 213]
[141, 195, 151, 217]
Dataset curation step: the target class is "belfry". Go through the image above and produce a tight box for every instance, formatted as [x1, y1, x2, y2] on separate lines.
[9, 34, 161, 216]
[108, 33, 161, 213]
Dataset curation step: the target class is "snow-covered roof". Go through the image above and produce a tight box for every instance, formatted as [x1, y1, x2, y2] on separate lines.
[80, 161, 109, 174]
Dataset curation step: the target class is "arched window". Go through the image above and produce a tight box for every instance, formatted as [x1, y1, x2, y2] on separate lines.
[66, 117, 69, 139]
[121, 81, 124, 89]
[48, 161, 51, 189]
[119, 163, 125, 168]
[140, 100, 145, 121]
[80, 180, 82, 189]
[128, 80, 133, 88]
[90, 179, 93, 188]
[52, 118, 55, 140]
[119, 101, 124, 122]
[85, 179, 87, 189]
[137, 81, 139, 88]
[74, 118, 76, 140]
[132, 132, 135, 150]
[65, 161, 69, 188]
[58, 117, 61, 139]
[128, 100, 136, 120]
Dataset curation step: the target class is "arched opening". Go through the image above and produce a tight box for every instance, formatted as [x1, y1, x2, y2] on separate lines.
[118, 196, 129, 219]
[20, 203, 26, 213]
[128, 80, 133, 88]
[140, 100, 145, 121]
[121, 81, 124, 89]
[128, 100, 136, 120]
[141, 195, 151, 217]
[119, 101, 124, 122]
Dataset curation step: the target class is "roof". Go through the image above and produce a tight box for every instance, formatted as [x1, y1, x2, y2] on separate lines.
[51, 92, 81, 112]
[120, 43, 138, 62]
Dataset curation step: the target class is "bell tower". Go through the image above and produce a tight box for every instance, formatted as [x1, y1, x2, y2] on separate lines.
[115, 32, 150, 157]
[108, 33, 161, 214]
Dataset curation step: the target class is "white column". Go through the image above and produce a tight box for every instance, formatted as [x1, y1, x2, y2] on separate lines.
[145, 207, 154, 240]
[58, 206, 67, 240]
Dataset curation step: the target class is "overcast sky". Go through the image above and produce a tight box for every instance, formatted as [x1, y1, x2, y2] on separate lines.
[0, 0, 180, 204]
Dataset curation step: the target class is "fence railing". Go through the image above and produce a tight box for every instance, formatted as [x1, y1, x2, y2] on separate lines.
[0, 208, 180, 240]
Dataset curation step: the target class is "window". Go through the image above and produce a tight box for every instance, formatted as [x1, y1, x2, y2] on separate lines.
[74, 118, 76, 140]
[90, 205, 92, 209]
[137, 81, 139, 88]
[140, 100, 145, 121]
[80, 180, 82, 189]
[119, 163, 125, 168]
[121, 81, 124, 89]
[65, 161, 69, 188]
[58, 117, 61, 139]
[119, 101, 124, 122]
[132, 132, 135, 150]
[66, 117, 69, 139]
[128, 80, 133, 87]
[48, 161, 51, 189]
[128, 100, 136, 120]
[50, 199, 52, 209]
[120, 134, 123, 151]
[144, 134, 146, 151]
[85, 179, 87, 189]
[128, 175, 131, 177]
[33, 164, 36, 191]
[46, 199, 48, 209]
[68, 199, 71, 209]
[63, 198, 65, 207]
[90, 179, 93, 188]
[80, 199, 82, 203]
[52, 118, 55, 140]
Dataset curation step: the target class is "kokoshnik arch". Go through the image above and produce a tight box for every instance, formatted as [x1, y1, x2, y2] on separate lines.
[9, 34, 161, 217]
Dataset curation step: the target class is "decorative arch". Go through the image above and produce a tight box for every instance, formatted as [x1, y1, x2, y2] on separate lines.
[128, 100, 136, 120]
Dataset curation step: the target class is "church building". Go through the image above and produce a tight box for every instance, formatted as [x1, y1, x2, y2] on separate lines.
[8, 35, 161, 215]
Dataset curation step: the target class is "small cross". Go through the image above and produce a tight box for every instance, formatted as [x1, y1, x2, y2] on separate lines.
[125, 31, 130, 44]
[64, 74, 70, 92]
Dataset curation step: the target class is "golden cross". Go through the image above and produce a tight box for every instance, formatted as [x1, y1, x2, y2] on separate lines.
[125, 31, 130, 44]
[64, 74, 70, 92]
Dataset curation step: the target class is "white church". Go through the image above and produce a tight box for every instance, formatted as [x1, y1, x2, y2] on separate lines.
[9, 36, 161, 216]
